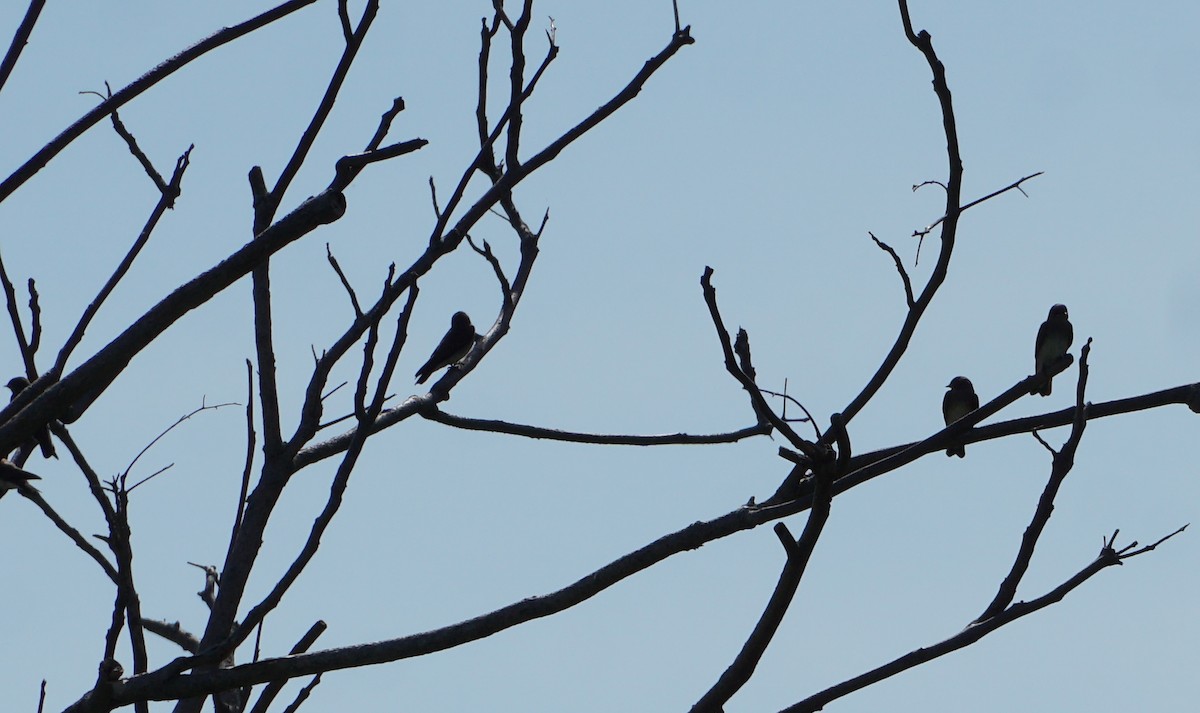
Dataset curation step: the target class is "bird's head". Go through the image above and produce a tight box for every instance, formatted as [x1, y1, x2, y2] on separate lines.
[5, 376, 29, 394]
[1049, 304, 1068, 319]
[451, 311, 472, 328]
[947, 376, 973, 391]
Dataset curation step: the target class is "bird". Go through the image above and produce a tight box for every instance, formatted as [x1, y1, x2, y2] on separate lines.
[5, 376, 57, 460]
[942, 376, 980, 458]
[414, 312, 477, 385]
[1032, 304, 1073, 396]
[0, 458, 41, 496]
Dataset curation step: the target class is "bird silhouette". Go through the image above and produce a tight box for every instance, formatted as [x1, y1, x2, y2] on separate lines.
[0, 458, 41, 498]
[1032, 304, 1073, 396]
[942, 376, 980, 458]
[5, 376, 56, 460]
[415, 312, 477, 385]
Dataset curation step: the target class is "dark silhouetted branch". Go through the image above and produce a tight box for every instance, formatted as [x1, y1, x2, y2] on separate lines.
[0, 0, 320, 204]
[422, 407, 771, 445]
[0, 0, 45, 97]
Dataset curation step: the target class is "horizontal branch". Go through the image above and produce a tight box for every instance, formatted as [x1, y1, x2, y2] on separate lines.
[840, 381, 1200, 478]
[422, 407, 771, 445]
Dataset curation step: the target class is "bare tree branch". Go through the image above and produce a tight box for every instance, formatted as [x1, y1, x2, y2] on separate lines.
[701, 267, 815, 457]
[0, 0, 321, 204]
[0, 0, 45, 97]
[977, 339, 1092, 621]
[247, 621, 327, 713]
[832, 0, 964, 433]
[869, 231, 914, 308]
[779, 526, 1184, 713]
[912, 171, 1043, 241]
[691, 464, 836, 712]
[52, 148, 192, 374]
[18, 486, 117, 583]
[422, 406, 771, 445]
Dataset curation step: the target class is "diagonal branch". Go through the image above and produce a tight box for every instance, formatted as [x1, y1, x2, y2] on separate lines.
[0, 0, 45, 98]
[912, 171, 1042, 240]
[779, 525, 1184, 713]
[264, 0, 379, 218]
[0, 0, 320, 205]
[691, 466, 835, 712]
[869, 231, 914, 308]
[0, 248, 34, 373]
[977, 339, 1092, 621]
[247, 622, 327, 713]
[701, 267, 817, 458]
[18, 487, 118, 583]
[54, 147, 192, 373]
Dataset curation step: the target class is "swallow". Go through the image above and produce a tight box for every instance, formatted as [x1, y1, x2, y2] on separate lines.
[942, 376, 980, 458]
[6, 376, 57, 460]
[414, 312, 477, 385]
[1032, 304, 1073, 396]
[0, 458, 41, 495]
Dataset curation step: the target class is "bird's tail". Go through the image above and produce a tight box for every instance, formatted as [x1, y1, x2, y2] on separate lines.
[946, 445, 965, 458]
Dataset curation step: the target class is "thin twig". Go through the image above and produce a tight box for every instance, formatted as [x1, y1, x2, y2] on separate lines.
[759, 387, 817, 426]
[80, 83, 172, 197]
[0, 249, 32, 372]
[869, 231, 914, 308]
[53, 147, 193, 375]
[701, 268, 819, 458]
[120, 399, 237, 483]
[229, 359, 256, 548]
[912, 171, 1043, 240]
[325, 244, 362, 317]
[465, 234, 512, 302]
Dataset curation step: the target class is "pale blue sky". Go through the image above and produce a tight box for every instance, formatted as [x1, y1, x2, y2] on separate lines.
[0, 2, 1196, 712]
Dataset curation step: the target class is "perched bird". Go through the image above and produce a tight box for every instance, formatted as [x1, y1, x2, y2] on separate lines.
[942, 376, 980, 458]
[5, 376, 56, 460]
[1032, 304, 1073, 396]
[414, 312, 477, 385]
[0, 458, 41, 496]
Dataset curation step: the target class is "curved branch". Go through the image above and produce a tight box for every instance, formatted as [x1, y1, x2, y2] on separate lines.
[832, 0, 964, 434]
